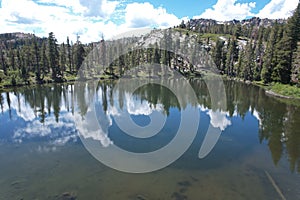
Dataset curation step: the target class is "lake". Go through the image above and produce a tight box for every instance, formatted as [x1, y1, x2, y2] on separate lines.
[0, 79, 299, 199]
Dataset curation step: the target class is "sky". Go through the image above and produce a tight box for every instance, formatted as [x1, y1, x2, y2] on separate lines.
[0, 0, 298, 43]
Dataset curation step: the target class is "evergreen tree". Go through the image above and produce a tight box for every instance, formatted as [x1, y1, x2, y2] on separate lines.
[60, 42, 66, 76]
[225, 37, 238, 76]
[253, 27, 264, 81]
[74, 42, 85, 71]
[292, 42, 300, 83]
[273, 30, 292, 84]
[261, 22, 279, 83]
[66, 37, 73, 72]
[287, 2, 300, 83]
[16, 48, 22, 71]
[9, 49, 15, 70]
[100, 36, 106, 71]
[287, 2, 300, 51]
[33, 34, 41, 82]
[242, 40, 255, 81]
[47, 32, 60, 81]
[234, 24, 242, 39]
[236, 48, 244, 78]
[40, 41, 49, 75]
[0, 44, 7, 75]
[213, 39, 224, 70]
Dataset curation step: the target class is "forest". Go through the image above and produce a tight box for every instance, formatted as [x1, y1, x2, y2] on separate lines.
[0, 2, 299, 90]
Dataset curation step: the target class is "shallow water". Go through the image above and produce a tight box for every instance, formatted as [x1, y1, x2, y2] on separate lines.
[0, 80, 299, 200]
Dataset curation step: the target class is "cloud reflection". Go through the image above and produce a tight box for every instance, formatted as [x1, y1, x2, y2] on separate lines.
[125, 93, 163, 116]
[13, 112, 78, 145]
[199, 105, 232, 131]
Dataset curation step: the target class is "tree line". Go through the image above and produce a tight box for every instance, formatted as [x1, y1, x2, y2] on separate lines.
[206, 3, 300, 84]
[0, 2, 299, 86]
[0, 32, 89, 86]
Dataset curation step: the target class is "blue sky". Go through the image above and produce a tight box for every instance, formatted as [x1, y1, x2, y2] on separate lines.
[0, 0, 298, 43]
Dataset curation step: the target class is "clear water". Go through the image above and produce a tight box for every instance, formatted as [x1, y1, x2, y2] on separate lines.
[0, 80, 299, 200]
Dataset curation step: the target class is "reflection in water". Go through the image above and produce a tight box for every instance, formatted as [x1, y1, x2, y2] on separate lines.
[0, 81, 299, 172]
[0, 80, 300, 198]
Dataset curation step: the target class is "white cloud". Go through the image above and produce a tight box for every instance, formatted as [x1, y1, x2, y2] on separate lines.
[256, 0, 298, 19]
[0, 0, 120, 43]
[124, 2, 181, 28]
[2, 0, 297, 44]
[195, 0, 256, 21]
[35, 0, 86, 14]
[79, 0, 119, 18]
[0, 0, 181, 43]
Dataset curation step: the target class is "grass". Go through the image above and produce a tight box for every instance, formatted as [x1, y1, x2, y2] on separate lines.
[268, 83, 300, 99]
[253, 81, 300, 99]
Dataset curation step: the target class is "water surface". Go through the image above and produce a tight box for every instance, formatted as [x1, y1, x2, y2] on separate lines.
[0, 80, 299, 199]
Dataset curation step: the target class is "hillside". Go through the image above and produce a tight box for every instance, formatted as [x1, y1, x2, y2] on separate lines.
[0, 3, 299, 90]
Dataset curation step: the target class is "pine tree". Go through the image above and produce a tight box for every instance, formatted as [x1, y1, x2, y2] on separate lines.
[287, 2, 300, 51]
[253, 27, 264, 81]
[0, 43, 7, 75]
[74, 41, 85, 71]
[292, 42, 300, 83]
[9, 49, 15, 70]
[236, 48, 244, 78]
[16, 48, 22, 71]
[47, 32, 60, 81]
[273, 30, 293, 84]
[33, 34, 41, 82]
[100, 36, 106, 71]
[213, 39, 224, 70]
[242, 40, 255, 81]
[40, 41, 48, 75]
[66, 37, 73, 72]
[261, 22, 279, 83]
[60, 42, 66, 76]
[288, 2, 300, 83]
[234, 24, 242, 39]
[225, 37, 238, 76]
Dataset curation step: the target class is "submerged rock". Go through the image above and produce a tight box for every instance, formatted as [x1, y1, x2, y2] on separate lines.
[171, 192, 188, 200]
[177, 180, 191, 187]
[136, 194, 147, 200]
[56, 192, 77, 200]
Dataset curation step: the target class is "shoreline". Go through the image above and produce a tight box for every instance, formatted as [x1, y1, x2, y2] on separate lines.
[1, 74, 300, 101]
[265, 90, 293, 99]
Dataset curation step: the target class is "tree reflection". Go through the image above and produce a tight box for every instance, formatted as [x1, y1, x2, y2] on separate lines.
[0, 80, 299, 172]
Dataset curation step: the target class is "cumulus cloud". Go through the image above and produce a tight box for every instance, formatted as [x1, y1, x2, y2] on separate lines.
[124, 2, 181, 28]
[256, 0, 298, 19]
[79, 0, 118, 18]
[0, 0, 120, 43]
[195, 0, 256, 21]
[0, 0, 182, 43]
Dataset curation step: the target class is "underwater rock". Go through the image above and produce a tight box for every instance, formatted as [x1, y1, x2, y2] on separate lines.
[177, 181, 191, 187]
[136, 194, 147, 200]
[56, 192, 77, 200]
[171, 192, 188, 200]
